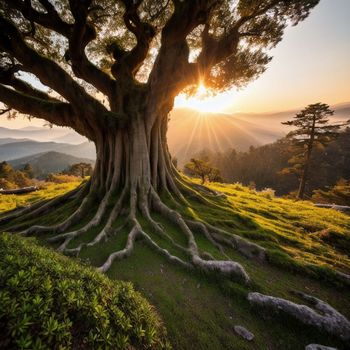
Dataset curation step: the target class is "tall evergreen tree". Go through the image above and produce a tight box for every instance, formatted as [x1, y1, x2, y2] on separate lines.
[282, 103, 347, 199]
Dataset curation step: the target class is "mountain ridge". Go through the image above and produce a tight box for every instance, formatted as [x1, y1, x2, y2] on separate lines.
[9, 151, 95, 178]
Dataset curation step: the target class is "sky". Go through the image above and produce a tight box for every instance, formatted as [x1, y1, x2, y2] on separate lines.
[1, 0, 349, 129]
[175, 0, 350, 114]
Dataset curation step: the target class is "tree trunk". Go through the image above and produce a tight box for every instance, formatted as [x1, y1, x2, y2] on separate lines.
[91, 112, 176, 201]
[0, 107, 263, 284]
[297, 116, 316, 200]
[297, 161, 308, 199]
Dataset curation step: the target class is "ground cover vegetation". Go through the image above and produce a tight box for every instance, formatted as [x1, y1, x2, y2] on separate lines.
[1, 180, 349, 349]
[0, 232, 169, 349]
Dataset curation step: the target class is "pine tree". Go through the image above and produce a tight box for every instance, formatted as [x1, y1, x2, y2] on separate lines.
[282, 103, 348, 199]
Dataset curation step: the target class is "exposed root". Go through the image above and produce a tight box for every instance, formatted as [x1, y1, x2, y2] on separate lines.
[98, 222, 140, 273]
[4, 178, 256, 286]
[185, 220, 229, 257]
[21, 194, 91, 236]
[150, 189, 250, 283]
[139, 228, 193, 270]
[192, 255, 250, 282]
[204, 223, 266, 261]
[248, 291, 350, 341]
[46, 187, 117, 251]
[140, 203, 189, 254]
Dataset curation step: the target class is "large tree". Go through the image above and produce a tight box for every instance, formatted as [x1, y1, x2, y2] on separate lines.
[0, 0, 319, 279]
[282, 103, 347, 199]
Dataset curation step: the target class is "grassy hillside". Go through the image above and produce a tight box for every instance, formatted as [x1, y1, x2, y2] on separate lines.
[0, 181, 81, 213]
[1, 180, 349, 349]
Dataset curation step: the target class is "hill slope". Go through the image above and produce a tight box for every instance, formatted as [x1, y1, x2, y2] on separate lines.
[0, 140, 96, 161]
[168, 108, 284, 166]
[0, 126, 86, 144]
[1, 180, 349, 349]
[9, 151, 95, 177]
[168, 103, 350, 165]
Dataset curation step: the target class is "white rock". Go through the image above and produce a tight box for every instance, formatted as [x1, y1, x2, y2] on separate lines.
[305, 344, 338, 350]
[234, 325, 254, 341]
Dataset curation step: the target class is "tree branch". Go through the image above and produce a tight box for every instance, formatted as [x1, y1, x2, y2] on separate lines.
[110, 0, 156, 79]
[0, 83, 90, 137]
[67, 0, 116, 97]
[8, 0, 116, 98]
[0, 14, 109, 120]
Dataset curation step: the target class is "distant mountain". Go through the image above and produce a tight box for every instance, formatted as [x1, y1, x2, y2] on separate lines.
[229, 102, 350, 130]
[0, 138, 30, 146]
[0, 140, 96, 161]
[9, 151, 95, 178]
[168, 103, 350, 166]
[53, 132, 87, 144]
[59, 142, 96, 159]
[0, 103, 348, 168]
[0, 126, 88, 144]
[167, 108, 284, 166]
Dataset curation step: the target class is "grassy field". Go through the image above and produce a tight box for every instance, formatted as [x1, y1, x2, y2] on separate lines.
[1, 180, 349, 349]
[0, 181, 81, 213]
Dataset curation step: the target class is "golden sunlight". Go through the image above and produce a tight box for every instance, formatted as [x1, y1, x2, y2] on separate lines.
[174, 84, 236, 113]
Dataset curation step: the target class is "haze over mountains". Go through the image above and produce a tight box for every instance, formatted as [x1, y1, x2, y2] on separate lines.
[0, 125, 86, 144]
[0, 126, 96, 175]
[168, 102, 350, 165]
[0, 103, 348, 170]
[9, 151, 94, 178]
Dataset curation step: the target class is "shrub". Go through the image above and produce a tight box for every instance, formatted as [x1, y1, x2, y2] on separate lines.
[0, 233, 170, 350]
[260, 188, 275, 199]
[46, 173, 81, 184]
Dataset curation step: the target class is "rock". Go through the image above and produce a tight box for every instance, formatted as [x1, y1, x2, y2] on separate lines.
[247, 291, 350, 341]
[234, 325, 254, 341]
[305, 344, 338, 350]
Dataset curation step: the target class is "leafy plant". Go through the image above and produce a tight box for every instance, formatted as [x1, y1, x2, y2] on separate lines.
[0, 233, 170, 349]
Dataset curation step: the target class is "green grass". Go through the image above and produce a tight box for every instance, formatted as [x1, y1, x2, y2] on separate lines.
[1, 180, 349, 349]
[186, 181, 350, 280]
[0, 182, 82, 214]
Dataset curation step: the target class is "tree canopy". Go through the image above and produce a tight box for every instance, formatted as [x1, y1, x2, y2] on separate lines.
[0, 0, 319, 137]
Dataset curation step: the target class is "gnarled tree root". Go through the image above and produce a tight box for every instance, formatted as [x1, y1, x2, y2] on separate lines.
[248, 291, 350, 341]
[32, 183, 252, 284]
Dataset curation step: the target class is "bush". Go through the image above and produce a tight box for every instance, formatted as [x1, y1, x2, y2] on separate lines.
[260, 187, 275, 199]
[0, 233, 170, 350]
[46, 173, 81, 184]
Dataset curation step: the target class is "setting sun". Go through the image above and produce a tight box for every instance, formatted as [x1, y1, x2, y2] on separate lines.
[174, 84, 236, 113]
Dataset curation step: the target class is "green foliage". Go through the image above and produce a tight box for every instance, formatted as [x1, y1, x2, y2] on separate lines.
[193, 126, 350, 198]
[184, 158, 222, 184]
[0, 182, 82, 214]
[64, 162, 93, 178]
[46, 173, 81, 184]
[312, 179, 350, 206]
[281, 103, 348, 198]
[0, 233, 170, 350]
[0, 161, 33, 190]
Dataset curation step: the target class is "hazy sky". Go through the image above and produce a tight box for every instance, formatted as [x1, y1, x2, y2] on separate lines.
[176, 0, 350, 114]
[226, 0, 350, 113]
[1, 0, 349, 128]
